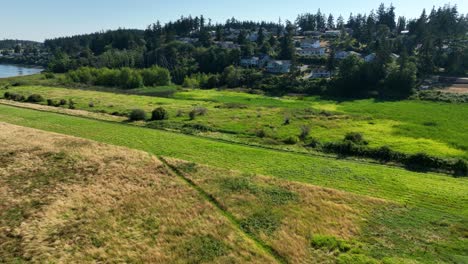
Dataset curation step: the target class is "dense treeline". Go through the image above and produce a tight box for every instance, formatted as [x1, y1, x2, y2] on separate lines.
[67, 66, 170, 89]
[43, 3, 467, 98]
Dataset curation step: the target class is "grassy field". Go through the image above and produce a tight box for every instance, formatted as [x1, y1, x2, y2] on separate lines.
[166, 158, 467, 263]
[0, 123, 275, 263]
[0, 117, 466, 263]
[1, 84, 466, 160]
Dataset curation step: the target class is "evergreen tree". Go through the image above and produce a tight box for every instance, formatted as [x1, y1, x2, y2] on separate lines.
[257, 27, 266, 45]
[278, 21, 296, 62]
[327, 14, 335, 29]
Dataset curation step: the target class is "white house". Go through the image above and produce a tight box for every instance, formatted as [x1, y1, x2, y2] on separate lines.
[300, 39, 321, 49]
[266, 60, 292, 74]
[296, 47, 326, 57]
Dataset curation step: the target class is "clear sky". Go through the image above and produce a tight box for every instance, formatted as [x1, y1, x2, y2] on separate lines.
[1, 0, 466, 41]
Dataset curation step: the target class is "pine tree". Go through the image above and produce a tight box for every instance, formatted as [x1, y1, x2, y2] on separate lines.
[327, 14, 335, 29]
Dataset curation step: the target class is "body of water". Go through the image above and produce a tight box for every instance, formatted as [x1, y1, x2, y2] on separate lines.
[0, 64, 43, 78]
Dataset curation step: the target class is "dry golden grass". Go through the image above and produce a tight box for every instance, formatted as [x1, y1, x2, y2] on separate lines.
[165, 158, 390, 263]
[0, 122, 274, 263]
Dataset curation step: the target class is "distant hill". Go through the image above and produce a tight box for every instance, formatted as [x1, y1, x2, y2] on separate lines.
[0, 39, 43, 50]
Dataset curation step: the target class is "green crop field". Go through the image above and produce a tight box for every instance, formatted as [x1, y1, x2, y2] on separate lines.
[2, 85, 467, 160]
[0, 104, 466, 263]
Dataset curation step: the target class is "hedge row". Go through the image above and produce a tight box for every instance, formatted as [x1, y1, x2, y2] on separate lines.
[321, 140, 467, 177]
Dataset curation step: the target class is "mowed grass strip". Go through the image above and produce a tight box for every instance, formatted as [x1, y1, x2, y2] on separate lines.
[0, 104, 466, 219]
[0, 123, 274, 263]
[165, 159, 468, 264]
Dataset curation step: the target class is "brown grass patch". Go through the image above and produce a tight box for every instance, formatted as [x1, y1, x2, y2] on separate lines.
[165, 158, 390, 263]
[0, 122, 274, 263]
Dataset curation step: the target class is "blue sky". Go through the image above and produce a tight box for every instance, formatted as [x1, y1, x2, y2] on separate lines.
[1, 0, 466, 41]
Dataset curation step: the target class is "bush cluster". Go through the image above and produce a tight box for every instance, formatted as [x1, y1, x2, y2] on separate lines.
[4, 92, 25, 102]
[151, 107, 168, 121]
[128, 109, 147, 121]
[67, 66, 171, 89]
[322, 140, 467, 176]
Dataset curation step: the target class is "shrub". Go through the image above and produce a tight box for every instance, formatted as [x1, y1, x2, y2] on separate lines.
[6, 93, 26, 102]
[88, 101, 95, 108]
[151, 107, 168, 121]
[193, 107, 207, 116]
[452, 159, 467, 177]
[283, 115, 291, 125]
[44, 72, 55, 79]
[68, 99, 76, 109]
[46, 99, 55, 106]
[26, 94, 45, 103]
[283, 136, 299, 145]
[299, 125, 311, 140]
[255, 129, 268, 138]
[307, 137, 320, 148]
[59, 99, 67, 105]
[140, 66, 171, 86]
[176, 109, 184, 117]
[310, 234, 351, 253]
[129, 109, 147, 121]
[189, 109, 197, 120]
[344, 132, 367, 145]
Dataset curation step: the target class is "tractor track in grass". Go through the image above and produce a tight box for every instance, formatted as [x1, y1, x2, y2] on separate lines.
[0, 100, 454, 177]
[160, 156, 288, 264]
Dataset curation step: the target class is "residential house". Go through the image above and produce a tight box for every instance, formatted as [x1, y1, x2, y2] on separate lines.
[258, 55, 272, 67]
[364, 53, 376, 62]
[300, 39, 321, 49]
[309, 67, 331, 79]
[240, 57, 260, 67]
[335, 51, 361, 60]
[215, 41, 240, 49]
[247, 32, 259, 42]
[364, 53, 399, 62]
[266, 60, 292, 74]
[324, 30, 341, 37]
[296, 47, 326, 57]
[302, 31, 322, 36]
[177, 37, 198, 44]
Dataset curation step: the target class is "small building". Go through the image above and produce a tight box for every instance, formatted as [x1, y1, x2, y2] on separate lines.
[300, 39, 321, 49]
[324, 30, 341, 37]
[302, 31, 322, 36]
[177, 37, 198, 44]
[266, 60, 292, 74]
[364, 53, 376, 62]
[215, 41, 240, 49]
[296, 47, 326, 57]
[309, 67, 331, 79]
[240, 57, 260, 67]
[335, 51, 361, 60]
